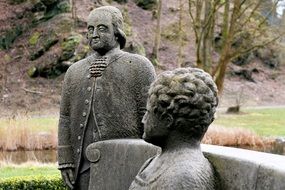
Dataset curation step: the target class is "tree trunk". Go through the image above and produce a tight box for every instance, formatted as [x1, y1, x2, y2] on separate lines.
[214, 53, 230, 94]
[214, 0, 240, 94]
[221, 0, 229, 49]
[151, 0, 162, 63]
[71, 0, 77, 27]
[195, 0, 203, 69]
[201, 0, 214, 73]
[178, 0, 184, 67]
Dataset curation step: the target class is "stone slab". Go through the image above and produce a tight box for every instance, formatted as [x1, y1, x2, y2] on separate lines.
[202, 144, 285, 190]
[86, 139, 160, 190]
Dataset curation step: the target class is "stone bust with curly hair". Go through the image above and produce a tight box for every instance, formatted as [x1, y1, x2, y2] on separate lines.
[129, 68, 219, 190]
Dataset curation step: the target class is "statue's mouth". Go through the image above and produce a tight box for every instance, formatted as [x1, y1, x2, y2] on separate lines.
[91, 39, 100, 43]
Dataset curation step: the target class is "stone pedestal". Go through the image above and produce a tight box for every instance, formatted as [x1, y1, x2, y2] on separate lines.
[86, 139, 160, 190]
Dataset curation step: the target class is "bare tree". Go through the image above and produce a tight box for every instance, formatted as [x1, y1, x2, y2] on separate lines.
[71, 0, 75, 18]
[188, 0, 283, 93]
[188, 0, 220, 72]
[178, 0, 184, 67]
[151, 0, 162, 66]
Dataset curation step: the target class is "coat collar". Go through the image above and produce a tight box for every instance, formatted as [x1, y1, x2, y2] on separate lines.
[87, 49, 126, 66]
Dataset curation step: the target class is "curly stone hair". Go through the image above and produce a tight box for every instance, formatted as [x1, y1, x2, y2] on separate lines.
[147, 68, 219, 140]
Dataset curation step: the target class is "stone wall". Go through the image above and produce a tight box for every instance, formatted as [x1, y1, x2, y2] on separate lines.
[86, 140, 285, 190]
[202, 144, 285, 190]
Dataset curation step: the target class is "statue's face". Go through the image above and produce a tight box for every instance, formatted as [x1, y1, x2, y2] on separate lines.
[87, 12, 118, 54]
[142, 107, 169, 146]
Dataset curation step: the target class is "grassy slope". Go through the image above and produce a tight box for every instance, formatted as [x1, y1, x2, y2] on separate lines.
[214, 108, 285, 136]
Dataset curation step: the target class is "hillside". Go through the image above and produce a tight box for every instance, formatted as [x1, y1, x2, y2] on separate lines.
[0, 0, 285, 117]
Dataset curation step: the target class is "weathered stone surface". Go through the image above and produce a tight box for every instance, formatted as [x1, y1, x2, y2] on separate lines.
[59, 34, 82, 61]
[255, 47, 280, 68]
[0, 26, 23, 50]
[256, 166, 285, 190]
[56, 0, 71, 13]
[58, 6, 156, 189]
[87, 139, 160, 190]
[28, 32, 41, 45]
[202, 144, 285, 190]
[129, 68, 219, 190]
[31, 0, 46, 13]
[29, 30, 58, 60]
[231, 69, 256, 82]
[27, 66, 39, 78]
[41, 0, 57, 6]
[232, 52, 253, 66]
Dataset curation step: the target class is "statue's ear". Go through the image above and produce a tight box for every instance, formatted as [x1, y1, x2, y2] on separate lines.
[115, 28, 126, 49]
[160, 113, 173, 130]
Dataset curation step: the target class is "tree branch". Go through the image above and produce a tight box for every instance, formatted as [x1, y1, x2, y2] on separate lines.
[22, 88, 43, 95]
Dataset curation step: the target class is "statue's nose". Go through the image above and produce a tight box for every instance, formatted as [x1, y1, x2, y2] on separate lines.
[142, 112, 147, 124]
[92, 29, 99, 38]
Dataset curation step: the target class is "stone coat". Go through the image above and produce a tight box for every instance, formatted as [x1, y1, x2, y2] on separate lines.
[57, 50, 156, 179]
[129, 147, 216, 190]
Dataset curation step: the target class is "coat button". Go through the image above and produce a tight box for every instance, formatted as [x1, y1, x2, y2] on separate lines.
[87, 87, 92, 92]
[82, 112, 87, 117]
[77, 149, 80, 154]
[80, 124, 84, 128]
[85, 99, 89, 105]
[78, 136, 81, 140]
[87, 74, 91, 79]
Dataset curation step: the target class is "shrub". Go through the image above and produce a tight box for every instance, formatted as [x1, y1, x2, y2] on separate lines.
[133, 0, 157, 10]
[0, 175, 66, 190]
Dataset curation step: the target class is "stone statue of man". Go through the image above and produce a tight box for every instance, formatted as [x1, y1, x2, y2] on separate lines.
[129, 68, 219, 190]
[57, 6, 156, 189]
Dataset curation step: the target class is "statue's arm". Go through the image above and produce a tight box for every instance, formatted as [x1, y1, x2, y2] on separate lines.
[134, 56, 156, 135]
[58, 68, 75, 170]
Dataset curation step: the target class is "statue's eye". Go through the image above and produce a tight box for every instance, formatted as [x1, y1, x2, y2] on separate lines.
[87, 27, 94, 38]
[98, 25, 107, 32]
[88, 27, 94, 34]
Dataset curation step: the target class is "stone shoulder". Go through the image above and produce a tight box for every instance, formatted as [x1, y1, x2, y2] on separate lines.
[123, 52, 153, 68]
[66, 57, 89, 74]
[62, 57, 91, 83]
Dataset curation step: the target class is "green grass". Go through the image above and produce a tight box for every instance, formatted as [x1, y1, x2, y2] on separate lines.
[214, 108, 285, 137]
[0, 109, 284, 137]
[0, 165, 60, 179]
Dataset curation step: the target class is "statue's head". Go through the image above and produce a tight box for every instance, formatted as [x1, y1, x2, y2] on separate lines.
[87, 6, 126, 53]
[143, 68, 218, 146]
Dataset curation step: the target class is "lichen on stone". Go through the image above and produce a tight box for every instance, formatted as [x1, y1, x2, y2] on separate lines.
[60, 33, 82, 61]
[29, 32, 41, 46]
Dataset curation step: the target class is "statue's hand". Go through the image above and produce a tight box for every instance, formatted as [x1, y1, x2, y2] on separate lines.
[61, 168, 75, 189]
